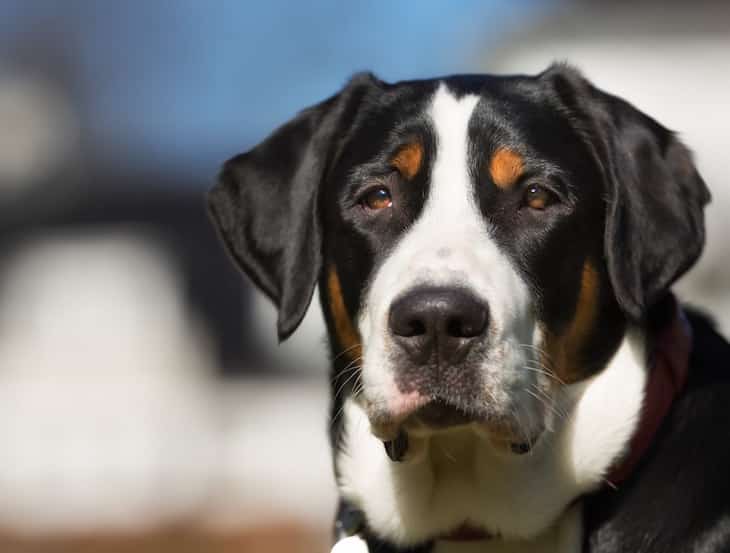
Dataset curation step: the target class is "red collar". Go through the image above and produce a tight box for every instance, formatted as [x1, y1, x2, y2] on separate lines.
[606, 298, 692, 486]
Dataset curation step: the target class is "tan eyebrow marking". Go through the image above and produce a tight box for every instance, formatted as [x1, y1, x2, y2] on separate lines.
[489, 147, 524, 189]
[391, 142, 424, 180]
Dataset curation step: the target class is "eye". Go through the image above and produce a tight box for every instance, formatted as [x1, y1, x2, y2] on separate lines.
[361, 186, 393, 211]
[523, 184, 557, 210]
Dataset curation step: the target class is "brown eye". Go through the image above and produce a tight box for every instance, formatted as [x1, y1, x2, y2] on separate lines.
[524, 184, 556, 210]
[362, 187, 392, 211]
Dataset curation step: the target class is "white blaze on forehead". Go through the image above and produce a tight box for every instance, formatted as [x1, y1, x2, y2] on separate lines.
[428, 85, 480, 216]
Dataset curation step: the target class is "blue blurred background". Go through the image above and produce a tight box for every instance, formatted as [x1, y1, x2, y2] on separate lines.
[0, 1, 545, 185]
[0, 1, 727, 551]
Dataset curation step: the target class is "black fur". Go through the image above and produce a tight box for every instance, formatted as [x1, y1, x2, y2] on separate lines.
[584, 308, 730, 553]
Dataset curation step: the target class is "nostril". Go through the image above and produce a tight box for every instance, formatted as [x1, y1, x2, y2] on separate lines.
[398, 317, 426, 337]
[388, 299, 430, 337]
[446, 308, 488, 338]
[446, 317, 463, 338]
[408, 318, 427, 336]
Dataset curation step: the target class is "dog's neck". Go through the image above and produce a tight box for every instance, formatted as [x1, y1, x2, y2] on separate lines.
[605, 303, 691, 485]
[336, 328, 649, 548]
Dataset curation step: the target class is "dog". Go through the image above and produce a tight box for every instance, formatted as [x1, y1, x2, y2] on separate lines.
[208, 64, 730, 552]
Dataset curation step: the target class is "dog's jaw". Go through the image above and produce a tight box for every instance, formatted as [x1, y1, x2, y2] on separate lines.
[336, 328, 647, 546]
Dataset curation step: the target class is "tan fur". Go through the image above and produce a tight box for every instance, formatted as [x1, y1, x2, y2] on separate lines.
[392, 142, 424, 180]
[489, 148, 524, 189]
[544, 262, 599, 383]
[328, 265, 362, 361]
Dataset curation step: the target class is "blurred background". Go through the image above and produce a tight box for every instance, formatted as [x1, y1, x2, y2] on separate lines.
[0, 1, 727, 551]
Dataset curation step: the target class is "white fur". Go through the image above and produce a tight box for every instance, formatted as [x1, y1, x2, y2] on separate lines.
[431, 504, 582, 553]
[331, 535, 370, 553]
[335, 506, 581, 553]
[337, 330, 646, 548]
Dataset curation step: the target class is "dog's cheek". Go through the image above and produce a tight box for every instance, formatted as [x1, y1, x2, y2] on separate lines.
[327, 264, 363, 363]
[541, 260, 601, 384]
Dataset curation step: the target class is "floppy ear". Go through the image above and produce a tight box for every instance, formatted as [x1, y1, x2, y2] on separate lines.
[543, 64, 711, 320]
[208, 73, 380, 340]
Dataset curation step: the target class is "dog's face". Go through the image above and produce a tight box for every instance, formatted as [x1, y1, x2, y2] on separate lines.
[328, 80, 623, 450]
[209, 64, 709, 541]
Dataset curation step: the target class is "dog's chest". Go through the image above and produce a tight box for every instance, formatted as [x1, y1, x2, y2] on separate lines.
[432, 504, 583, 553]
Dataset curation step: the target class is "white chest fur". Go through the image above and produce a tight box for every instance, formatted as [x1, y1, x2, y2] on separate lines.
[331, 504, 581, 553]
[431, 504, 583, 553]
[335, 331, 646, 548]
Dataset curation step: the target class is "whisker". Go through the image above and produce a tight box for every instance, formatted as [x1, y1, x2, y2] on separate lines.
[437, 441, 457, 464]
[332, 342, 363, 362]
[336, 357, 362, 380]
[522, 365, 565, 385]
[603, 478, 619, 491]
[339, 355, 364, 375]
[333, 362, 362, 400]
[518, 343, 559, 373]
[510, 403, 533, 452]
[517, 343, 553, 362]
[524, 388, 565, 422]
[330, 373, 363, 430]
[351, 374, 364, 399]
[330, 404, 346, 428]
[329, 360, 369, 431]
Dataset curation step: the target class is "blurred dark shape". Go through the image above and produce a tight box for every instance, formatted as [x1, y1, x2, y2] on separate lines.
[0, 170, 267, 375]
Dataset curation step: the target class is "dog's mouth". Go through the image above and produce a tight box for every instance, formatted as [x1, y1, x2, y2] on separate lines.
[406, 398, 475, 429]
[367, 397, 473, 439]
[373, 398, 542, 462]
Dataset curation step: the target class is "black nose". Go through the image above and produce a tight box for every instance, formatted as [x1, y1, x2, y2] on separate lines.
[388, 287, 489, 365]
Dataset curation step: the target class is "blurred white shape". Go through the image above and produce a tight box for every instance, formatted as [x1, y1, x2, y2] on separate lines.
[491, 12, 730, 335]
[332, 535, 369, 553]
[205, 378, 336, 530]
[0, 73, 80, 192]
[0, 228, 336, 535]
[252, 290, 330, 375]
[0, 230, 219, 534]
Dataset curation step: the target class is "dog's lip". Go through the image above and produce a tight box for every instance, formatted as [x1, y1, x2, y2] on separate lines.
[370, 399, 545, 455]
[473, 419, 545, 454]
[439, 522, 494, 542]
[369, 398, 483, 440]
[405, 399, 477, 430]
[370, 419, 401, 441]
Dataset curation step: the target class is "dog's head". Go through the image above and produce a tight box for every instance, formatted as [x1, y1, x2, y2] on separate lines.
[209, 63, 708, 476]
